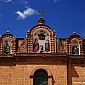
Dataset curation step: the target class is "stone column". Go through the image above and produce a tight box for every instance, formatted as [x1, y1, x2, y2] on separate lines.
[67, 58, 72, 85]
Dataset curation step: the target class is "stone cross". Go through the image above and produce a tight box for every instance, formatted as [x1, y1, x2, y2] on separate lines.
[39, 9, 44, 18]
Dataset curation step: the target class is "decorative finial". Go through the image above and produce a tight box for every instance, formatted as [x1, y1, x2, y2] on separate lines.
[54, 28, 56, 32]
[39, 9, 44, 18]
[6, 28, 10, 34]
[73, 28, 76, 34]
[28, 28, 30, 32]
[73, 31, 76, 34]
[53, 28, 56, 37]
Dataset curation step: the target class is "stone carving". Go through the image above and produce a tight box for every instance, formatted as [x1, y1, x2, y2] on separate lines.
[19, 39, 27, 53]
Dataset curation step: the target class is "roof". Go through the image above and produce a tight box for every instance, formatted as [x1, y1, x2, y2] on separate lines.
[69, 32, 81, 39]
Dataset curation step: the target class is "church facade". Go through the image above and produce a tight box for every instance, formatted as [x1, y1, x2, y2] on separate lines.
[0, 16, 85, 85]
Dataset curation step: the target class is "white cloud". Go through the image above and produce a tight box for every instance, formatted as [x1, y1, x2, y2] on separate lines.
[0, 0, 11, 2]
[53, 0, 62, 3]
[16, 7, 38, 20]
[0, 0, 15, 4]
[16, 11, 25, 19]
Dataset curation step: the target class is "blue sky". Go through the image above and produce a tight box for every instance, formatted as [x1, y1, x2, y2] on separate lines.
[0, 0, 85, 38]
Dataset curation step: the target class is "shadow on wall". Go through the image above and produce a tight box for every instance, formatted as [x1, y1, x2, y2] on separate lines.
[72, 65, 79, 77]
[52, 76, 55, 85]
[69, 63, 85, 85]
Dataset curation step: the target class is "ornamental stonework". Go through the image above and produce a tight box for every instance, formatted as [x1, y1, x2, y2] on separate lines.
[0, 17, 85, 85]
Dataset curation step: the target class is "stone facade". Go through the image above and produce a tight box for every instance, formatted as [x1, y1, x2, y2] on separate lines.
[0, 17, 85, 85]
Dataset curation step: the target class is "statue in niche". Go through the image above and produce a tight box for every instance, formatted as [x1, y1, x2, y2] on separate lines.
[72, 46, 79, 54]
[33, 38, 39, 52]
[38, 33, 46, 40]
[4, 41, 10, 54]
[40, 45, 43, 53]
[45, 40, 50, 51]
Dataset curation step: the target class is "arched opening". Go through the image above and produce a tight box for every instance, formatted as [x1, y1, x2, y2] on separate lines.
[71, 39, 80, 55]
[33, 69, 48, 85]
[32, 28, 51, 53]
